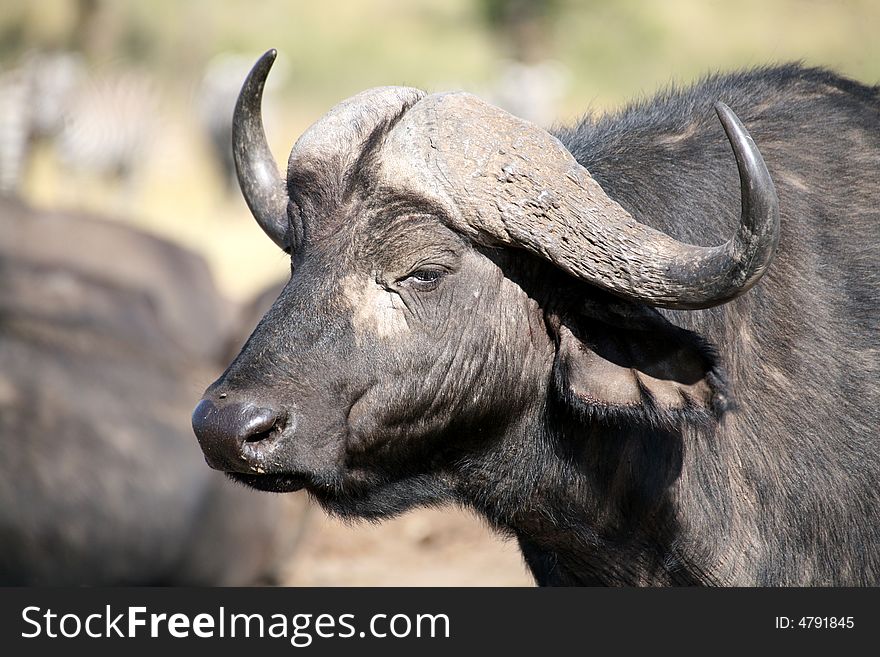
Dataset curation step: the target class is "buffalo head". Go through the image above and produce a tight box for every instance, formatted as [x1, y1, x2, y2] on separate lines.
[192, 50, 778, 521]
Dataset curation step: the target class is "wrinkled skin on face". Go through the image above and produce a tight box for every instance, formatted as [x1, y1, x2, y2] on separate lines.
[199, 156, 723, 551]
[205, 187, 556, 516]
[197, 74, 728, 527]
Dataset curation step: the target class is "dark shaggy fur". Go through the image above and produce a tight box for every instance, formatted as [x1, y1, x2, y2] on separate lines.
[538, 64, 880, 584]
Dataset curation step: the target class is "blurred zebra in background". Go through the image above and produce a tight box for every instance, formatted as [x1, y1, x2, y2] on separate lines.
[0, 52, 85, 196]
[0, 50, 159, 204]
[0, 66, 30, 196]
[56, 67, 159, 184]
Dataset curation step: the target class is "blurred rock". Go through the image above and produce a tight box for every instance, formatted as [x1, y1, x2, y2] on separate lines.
[1, 197, 231, 362]
[0, 200, 309, 585]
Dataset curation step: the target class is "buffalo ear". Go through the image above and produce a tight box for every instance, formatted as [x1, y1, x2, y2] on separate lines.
[550, 305, 729, 429]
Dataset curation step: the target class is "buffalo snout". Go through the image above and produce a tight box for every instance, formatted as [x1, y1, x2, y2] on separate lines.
[192, 398, 286, 473]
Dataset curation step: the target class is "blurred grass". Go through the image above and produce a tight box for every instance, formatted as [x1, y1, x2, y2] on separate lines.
[552, 0, 880, 119]
[4, 0, 879, 301]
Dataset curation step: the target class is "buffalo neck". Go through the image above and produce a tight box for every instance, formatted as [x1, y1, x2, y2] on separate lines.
[450, 396, 724, 586]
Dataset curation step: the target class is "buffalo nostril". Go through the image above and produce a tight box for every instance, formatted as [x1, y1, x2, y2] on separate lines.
[192, 398, 286, 473]
[246, 427, 275, 443]
[241, 408, 284, 444]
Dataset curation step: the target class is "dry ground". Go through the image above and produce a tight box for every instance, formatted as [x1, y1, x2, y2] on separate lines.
[281, 503, 534, 587]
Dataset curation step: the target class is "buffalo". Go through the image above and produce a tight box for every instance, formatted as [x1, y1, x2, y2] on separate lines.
[1, 199, 307, 585]
[193, 50, 879, 586]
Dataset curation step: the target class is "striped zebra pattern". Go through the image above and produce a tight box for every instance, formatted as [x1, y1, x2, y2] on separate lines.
[0, 51, 158, 197]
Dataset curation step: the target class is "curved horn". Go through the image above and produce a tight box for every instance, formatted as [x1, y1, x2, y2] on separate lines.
[708, 101, 780, 304]
[388, 94, 779, 310]
[233, 49, 288, 249]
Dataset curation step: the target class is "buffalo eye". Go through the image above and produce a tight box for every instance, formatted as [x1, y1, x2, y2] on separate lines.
[398, 268, 446, 292]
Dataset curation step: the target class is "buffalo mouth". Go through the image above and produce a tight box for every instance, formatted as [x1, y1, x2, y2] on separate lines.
[227, 472, 310, 493]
